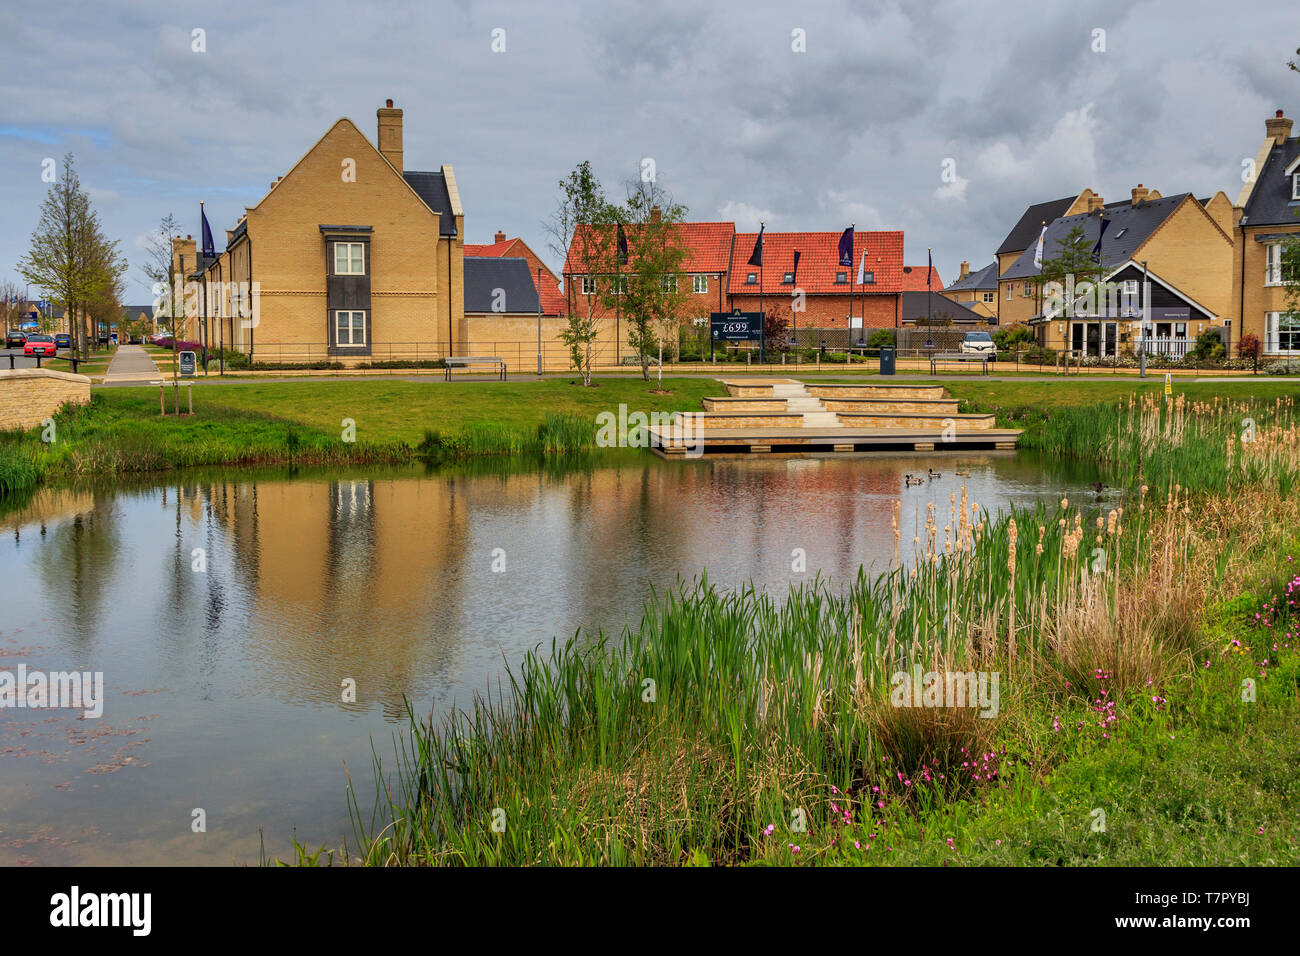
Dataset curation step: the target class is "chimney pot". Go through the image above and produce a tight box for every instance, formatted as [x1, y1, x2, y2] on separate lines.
[1266, 109, 1293, 146]
[386, 98, 394, 108]
[494, 230, 506, 243]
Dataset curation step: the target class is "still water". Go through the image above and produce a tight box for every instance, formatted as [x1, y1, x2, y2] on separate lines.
[0, 451, 1097, 865]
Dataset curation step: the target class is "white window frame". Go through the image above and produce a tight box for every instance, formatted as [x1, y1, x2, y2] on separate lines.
[982, 291, 995, 303]
[334, 310, 366, 347]
[333, 242, 365, 276]
[1266, 243, 1282, 286]
[613, 276, 629, 295]
[1122, 279, 1138, 295]
[1006, 284, 1014, 299]
[692, 274, 708, 294]
[1266, 311, 1300, 354]
[580, 275, 596, 296]
[661, 274, 677, 293]
[1293, 173, 1300, 201]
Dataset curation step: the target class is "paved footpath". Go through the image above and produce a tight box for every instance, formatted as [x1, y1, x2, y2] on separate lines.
[102, 345, 163, 384]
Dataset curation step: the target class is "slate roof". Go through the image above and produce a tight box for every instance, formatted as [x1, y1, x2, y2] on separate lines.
[1000, 194, 1192, 281]
[900, 292, 987, 324]
[465, 236, 565, 315]
[402, 170, 458, 236]
[943, 261, 999, 292]
[996, 196, 1077, 255]
[1241, 137, 1300, 228]
[464, 257, 540, 314]
[122, 305, 155, 318]
[726, 230, 904, 295]
[900, 265, 944, 291]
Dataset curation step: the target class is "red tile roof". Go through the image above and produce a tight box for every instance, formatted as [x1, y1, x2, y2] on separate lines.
[465, 236, 564, 315]
[563, 222, 735, 275]
[900, 265, 943, 291]
[464, 239, 515, 258]
[726, 230, 905, 295]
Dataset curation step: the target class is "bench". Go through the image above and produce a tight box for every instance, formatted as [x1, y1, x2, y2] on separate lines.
[930, 352, 993, 375]
[444, 356, 507, 381]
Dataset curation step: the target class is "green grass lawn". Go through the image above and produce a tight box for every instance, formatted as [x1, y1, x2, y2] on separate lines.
[131, 376, 717, 445]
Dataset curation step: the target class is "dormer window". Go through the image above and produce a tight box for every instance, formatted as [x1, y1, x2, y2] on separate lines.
[1293, 172, 1300, 201]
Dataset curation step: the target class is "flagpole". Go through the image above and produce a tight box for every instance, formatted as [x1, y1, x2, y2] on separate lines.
[848, 223, 855, 360]
[927, 247, 932, 329]
[759, 221, 765, 365]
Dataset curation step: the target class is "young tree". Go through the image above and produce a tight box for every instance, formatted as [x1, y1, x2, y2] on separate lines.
[17, 153, 126, 359]
[141, 213, 182, 336]
[545, 161, 618, 386]
[0, 280, 23, 331]
[617, 173, 690, 385]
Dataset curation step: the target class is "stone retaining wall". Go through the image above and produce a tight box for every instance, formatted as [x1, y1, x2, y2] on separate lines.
[0, 368, 91, 431]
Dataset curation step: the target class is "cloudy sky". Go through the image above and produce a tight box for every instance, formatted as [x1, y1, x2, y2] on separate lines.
[1, 0, 1297, 299]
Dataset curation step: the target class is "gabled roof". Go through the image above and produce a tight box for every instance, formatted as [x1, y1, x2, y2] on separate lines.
[996, 196, 1077, 255]
[900, 265, 944, 291]
[122, 304, 155, 318]
[465, 236, 565, 315]
[562, 221, 735, 275]
[464, 257, 540, 314]
[403, 170, 458, 236]
[1241, 137, 1300, 228]
[1000, 194, 1193, 280]
[943, 261, 998, 292]
[726, 230, 904, 295]
[900, 292, 986, 324]
[1035, 259, 1219, 323]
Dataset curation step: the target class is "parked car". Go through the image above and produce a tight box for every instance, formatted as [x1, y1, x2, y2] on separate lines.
[109, 332, 119, 345]
[959, 331, 997, 358]
[54, 333, 71, 350]
[5, 330, 26, 349]
[23, 334, 57, 357]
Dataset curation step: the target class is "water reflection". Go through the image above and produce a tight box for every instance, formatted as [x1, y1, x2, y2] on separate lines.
[0, 451, 1097, 864]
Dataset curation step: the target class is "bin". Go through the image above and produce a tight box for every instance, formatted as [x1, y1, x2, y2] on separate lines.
[879, 346, 896, 376]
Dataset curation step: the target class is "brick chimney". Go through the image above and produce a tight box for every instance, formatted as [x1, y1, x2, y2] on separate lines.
[494, 230, 506, 243]
[1086, 194, 1105, 213]
[959, 260, 970, 279]
[377, 99, 403, 173]
[1266, 109, 1293, 146]
[650, 205, 661, 224]
[1131, 183, 1149, 206]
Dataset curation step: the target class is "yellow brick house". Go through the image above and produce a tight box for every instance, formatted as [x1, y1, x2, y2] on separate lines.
[1000, 186, 1234, 357]
[1234, 109, 1300, 359]
[180, 100, 464, 363]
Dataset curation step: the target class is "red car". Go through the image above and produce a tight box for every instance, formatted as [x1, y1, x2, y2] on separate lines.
[23, 334, 57, 357]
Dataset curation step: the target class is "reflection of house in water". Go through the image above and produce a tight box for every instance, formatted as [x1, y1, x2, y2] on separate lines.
[215, 475, 472, 720]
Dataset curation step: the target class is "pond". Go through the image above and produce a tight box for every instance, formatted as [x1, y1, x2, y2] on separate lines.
[0, 449, 1098, 864]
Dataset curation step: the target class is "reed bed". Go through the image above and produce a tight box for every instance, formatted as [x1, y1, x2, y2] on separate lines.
[347, 395, 1299, 866]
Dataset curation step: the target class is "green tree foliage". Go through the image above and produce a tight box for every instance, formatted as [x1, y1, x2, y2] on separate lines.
[617, 175, 690, 385]
[546, 162, 619, 386]
[17, 153, 126, 359]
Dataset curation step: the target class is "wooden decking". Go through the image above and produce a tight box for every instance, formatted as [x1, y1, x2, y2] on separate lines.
[652, 378, 1021, 459]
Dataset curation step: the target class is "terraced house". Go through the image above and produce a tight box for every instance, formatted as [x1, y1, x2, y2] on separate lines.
[176, 101, 466, 363]
[561, 221, 907, 355]
[1234, 109, 1300, 358]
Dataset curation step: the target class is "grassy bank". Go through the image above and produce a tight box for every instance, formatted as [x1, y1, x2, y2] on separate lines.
[333, 391, 1300, 866]
[0, 378, 716, 498]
